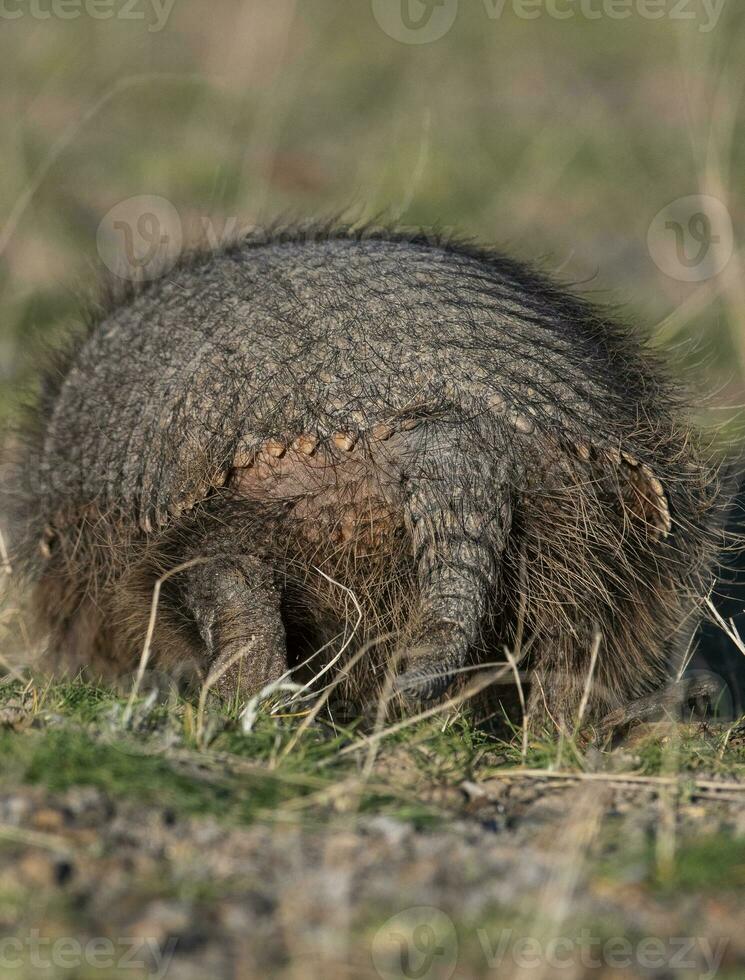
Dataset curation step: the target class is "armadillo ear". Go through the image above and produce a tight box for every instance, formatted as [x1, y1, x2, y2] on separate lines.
[618, 453, 672, 540]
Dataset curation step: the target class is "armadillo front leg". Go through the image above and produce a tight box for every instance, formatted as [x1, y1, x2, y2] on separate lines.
[180, 554, 288, 701]
[394, 436, 513, 703]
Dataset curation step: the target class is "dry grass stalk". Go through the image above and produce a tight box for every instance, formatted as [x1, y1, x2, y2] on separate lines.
[337, 662, 513, 759]
[482, 769, 745, 793]
[126, 556, 214, 722]
[574, 629, 601, 733]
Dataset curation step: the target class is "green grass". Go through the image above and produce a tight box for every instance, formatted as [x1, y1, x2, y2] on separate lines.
[664, 835, 745, 891]
[2, 678, 744, 834]
[0, 679, 446, 829]
[600, 832, 745, 893]
[2, 727, 293, 824]
[624, 723, 745, 779]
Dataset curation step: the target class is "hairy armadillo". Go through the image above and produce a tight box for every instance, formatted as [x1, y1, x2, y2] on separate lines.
[9, 226, 720, 726]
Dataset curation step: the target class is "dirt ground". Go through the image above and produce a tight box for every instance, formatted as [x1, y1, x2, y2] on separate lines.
[1, 681, 744, 980]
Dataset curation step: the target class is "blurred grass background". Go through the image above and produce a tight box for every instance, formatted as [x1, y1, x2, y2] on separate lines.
[1, 0, 744, 426]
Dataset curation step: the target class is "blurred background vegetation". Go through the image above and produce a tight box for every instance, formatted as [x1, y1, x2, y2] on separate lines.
[2, 11, 745, 969]
[1, 0, 744, 430]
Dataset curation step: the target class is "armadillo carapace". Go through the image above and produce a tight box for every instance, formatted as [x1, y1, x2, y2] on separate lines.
[13, 228, 718, 725]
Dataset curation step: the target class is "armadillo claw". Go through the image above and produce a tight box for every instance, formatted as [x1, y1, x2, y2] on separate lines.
[391, 665, 456, 705]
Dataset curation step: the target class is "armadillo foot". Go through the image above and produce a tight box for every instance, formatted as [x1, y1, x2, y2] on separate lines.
[392, 663, 455, 704]
[391, 624, 469, 705]
[599, 671, 734, 732]
[180, 553, 288, 702]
